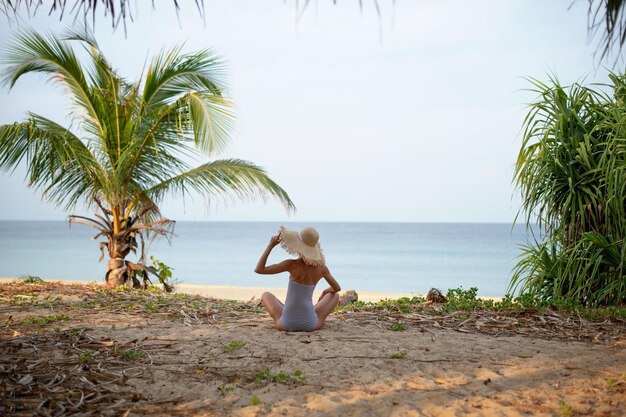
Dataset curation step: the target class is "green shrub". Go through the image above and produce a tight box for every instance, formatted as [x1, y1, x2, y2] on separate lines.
[390, 322, 406, 331]
[512, 73, 626, 306]
[17, 275, 44, 284]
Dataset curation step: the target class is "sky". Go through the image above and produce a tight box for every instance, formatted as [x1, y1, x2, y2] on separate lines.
[0, 0, 611, 223]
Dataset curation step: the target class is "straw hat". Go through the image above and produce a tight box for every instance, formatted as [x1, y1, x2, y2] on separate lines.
[278, 225, 325, 266]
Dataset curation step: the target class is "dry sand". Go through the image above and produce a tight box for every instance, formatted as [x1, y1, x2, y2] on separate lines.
[1, 281, 625, 417]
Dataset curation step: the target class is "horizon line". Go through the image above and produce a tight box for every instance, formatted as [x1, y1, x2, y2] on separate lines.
[0, 218, 531, 225]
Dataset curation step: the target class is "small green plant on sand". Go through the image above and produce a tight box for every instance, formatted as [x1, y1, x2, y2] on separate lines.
[390, 322, 406, 331]
[17, 275, 45, 284]
[79, 352, 94, 363]
[390, 352, 407, 359]
[223, 340, 246, 353]
[255, 368, 305, 386]
[293, 370, 305, 381]
[150, 256, 176, 291]
[218, 385, 235, 393]
[144, 301, 159, 313]
[559, 401, 574, 417]
[250, 396, 261, 405]
[604, 374, 625, 389]
[121, 349, 147, 361]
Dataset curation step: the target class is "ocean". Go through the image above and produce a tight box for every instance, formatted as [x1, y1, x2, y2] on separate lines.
[0, 221, 531, 297]
[0, 221, 526, 297]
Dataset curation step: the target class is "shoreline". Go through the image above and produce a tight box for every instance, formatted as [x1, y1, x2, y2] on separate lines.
[0, 277, 422, 303]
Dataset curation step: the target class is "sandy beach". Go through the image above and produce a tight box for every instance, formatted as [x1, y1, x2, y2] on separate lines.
[0, 278, 422, 303]
[1, 280, 625, 416]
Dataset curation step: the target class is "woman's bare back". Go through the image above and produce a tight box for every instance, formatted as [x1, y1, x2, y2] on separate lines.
[288, 259, 327, 285]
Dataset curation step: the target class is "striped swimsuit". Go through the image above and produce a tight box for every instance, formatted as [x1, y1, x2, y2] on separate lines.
[279, 279, 318, 332]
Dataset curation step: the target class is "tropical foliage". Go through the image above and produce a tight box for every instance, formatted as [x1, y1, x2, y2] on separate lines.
[0, 28, 294, 289]
[589, 0, 626, 60]
[510, 72, 626, 306]
[3, 1, 626, 62]
[1, 0, 205, 33]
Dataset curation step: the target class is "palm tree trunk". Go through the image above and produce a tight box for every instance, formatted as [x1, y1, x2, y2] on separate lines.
[106, 257, 128, 287]
[104, 206, 132, 288]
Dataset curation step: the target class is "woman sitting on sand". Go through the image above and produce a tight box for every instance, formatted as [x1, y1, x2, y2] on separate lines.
[255, 226, 341, 331]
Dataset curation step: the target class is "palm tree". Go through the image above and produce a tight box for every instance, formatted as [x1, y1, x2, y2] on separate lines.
[0, 27, 295, 288]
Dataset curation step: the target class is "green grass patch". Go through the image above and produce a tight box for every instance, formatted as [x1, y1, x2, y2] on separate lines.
[223, 340, 246, 353]
[335, 286, 626, 321]
[21, 314, 70, 326]
[78, 352, 94, 363]
[144, 301, 159, 313]
[250, 395, 261, 405]
[390, 351, 407, 359]
[255, 368, 305, 386]
[336, 296, 424, 313]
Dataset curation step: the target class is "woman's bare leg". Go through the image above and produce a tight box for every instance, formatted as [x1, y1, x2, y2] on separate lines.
[314, 292, 340, 330]
[261, 292, 284, 330]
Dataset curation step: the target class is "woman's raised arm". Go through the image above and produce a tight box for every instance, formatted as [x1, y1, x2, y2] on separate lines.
[255, 235, 292, 275]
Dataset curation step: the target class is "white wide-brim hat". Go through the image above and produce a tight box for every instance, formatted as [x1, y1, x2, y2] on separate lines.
[278, 225, 325, 266]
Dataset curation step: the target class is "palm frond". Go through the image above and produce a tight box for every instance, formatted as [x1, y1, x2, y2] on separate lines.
[142, 158, 295, 212]
[141, 47, 233, 156]
[1, 1, 206, 33]
[588, 0, 626, 62]
[0, 114, 104, 209]
[1, 29, 104, 137]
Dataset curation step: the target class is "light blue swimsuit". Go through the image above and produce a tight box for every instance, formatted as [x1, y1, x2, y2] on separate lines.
[280, 279, 318, 332]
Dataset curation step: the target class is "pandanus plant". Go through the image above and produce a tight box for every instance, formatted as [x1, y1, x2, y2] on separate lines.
[0, 27, 294, 288]
[511, 73, 626, 306]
